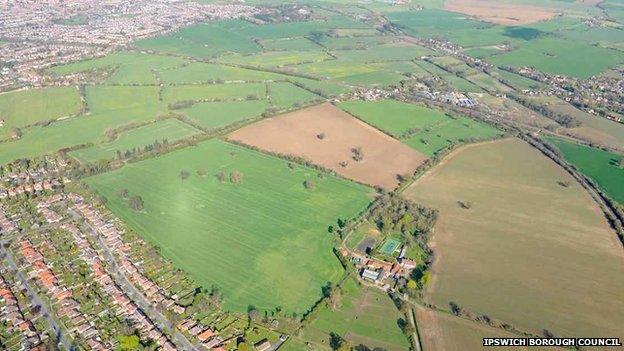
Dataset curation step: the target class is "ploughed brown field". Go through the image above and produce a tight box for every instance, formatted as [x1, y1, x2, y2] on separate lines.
[406, 138, 624, 339]
[228, 103, 427, 189]
[444, 0, 559, 25]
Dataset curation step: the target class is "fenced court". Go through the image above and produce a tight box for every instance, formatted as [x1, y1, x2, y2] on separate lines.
[379, 238, 401, 255]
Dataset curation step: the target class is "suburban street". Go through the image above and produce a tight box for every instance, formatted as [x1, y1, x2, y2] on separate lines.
[72, 209, 200, 351]
[0, 240, 74, 351]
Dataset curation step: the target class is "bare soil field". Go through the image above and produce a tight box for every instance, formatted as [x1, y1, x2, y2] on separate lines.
[444, 0, 559, 25]
[228, 103, 427, 189]
[416, 306, 547, 351]
[406, 138, 624, 339]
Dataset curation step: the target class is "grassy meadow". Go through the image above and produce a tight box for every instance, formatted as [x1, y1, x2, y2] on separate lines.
[339, 99, 501, 155]
[0, 87, 82, 137]
[180, 100, 269, 130]
[546, 137, 624, 204]
[85, 139, 372, 314]
[70, 119, 201, 163]
[283, 278, 410, 351]
[405, 138, 624, 338]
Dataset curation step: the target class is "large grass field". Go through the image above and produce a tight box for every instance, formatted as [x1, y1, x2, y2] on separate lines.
[179, 100, 269, 130]
[339, 99, 501, 155]
[85, 139, 372, 313]
[489, 36, 624, 78]
[157, 62, 287, 84]
[268, 82, 321, 109]
[161, 83, 266, 103]
[69, 119, 201, 163]
[282, 278, 410, 351]
[217, 50, 332, 68]
[49, 51, 186, 85]
[405, 138, 624, 338]
[546, 137, 624, 204]
[0, 87, 82, 138]
[135, 20, 261, 58]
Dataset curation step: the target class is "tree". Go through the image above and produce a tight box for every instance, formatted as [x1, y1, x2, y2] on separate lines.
[8, 127, 22, 139]
[248, 305, 260, 322]
[317, 132, 326, 140]
[179, 170, 190, 181]
[303, 180, 314, 190]
[329, 332, 345, 350]
[327, 286, 342, 311]
[449, 301, 462, 316]
[216, 171, 226, 182]
[197, 168, 207, 177]
[352, 146, 363, 162]
[129, 196, 144, 212]
[117, 188, 129, 198]
[230, 170, 243, 184]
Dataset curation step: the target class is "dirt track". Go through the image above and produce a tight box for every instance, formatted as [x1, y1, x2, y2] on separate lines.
[228, 103, 427, 189]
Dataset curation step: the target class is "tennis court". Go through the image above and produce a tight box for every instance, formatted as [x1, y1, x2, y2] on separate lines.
[379, 238, 401, 255]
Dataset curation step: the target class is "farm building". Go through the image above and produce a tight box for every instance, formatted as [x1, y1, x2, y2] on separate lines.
[362, 269, 381, 282]
[254, 339, 272, 351]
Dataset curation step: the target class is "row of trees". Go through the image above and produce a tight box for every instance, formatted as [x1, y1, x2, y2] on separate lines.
[508, 93, 581, 128]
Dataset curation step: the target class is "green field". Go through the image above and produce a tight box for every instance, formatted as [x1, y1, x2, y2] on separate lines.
[0, 87, 82, 138]
[406, 138, 624, 339]
[268, 82, 321, 109]
[546, 137, 624, 204]
[49, 51, 186, 85]
[339, 99, 501, 155]
[85, 139, 372, 313]
[415, 61, 485, 93]
[283, 278, 410, 351]
[157, 62, 287, 84]
[218, 50, 331, 68]
[489, 37, 624, 78]
[260, 37, 322, 51]
[180, 100, 269, 130]
[0, 85, 165, 165]
[135, 20, 261, 57]
[288, 77, 351, 97]
[69, 119, 201, 163]
[162, 83, 266, 103]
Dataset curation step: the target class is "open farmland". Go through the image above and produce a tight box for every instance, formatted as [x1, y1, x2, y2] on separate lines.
[69, 119, 201, 163]
[217, 50, 332, 68]
[229, 103, 427, 189]
[339, 99, 502, 156]
[0, 86, 82, 138]
[546, 137, 624, 204]
[85, 139, 372, 314]
[179, 100, 269, 130]
[157, 62, 286, 84]
[267, 82, 321, 109]
[527, 95, 624, 150]
[282, 278, 410, 351]
[416, 307, 539, 351]
[405, 138, 624, 338]
[49, 51, 186, 85]
[135, 19, 261, 57]
[161, 83, 266, 103]
[488, 36, 624, 78]
[443, 0, 558, 25]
